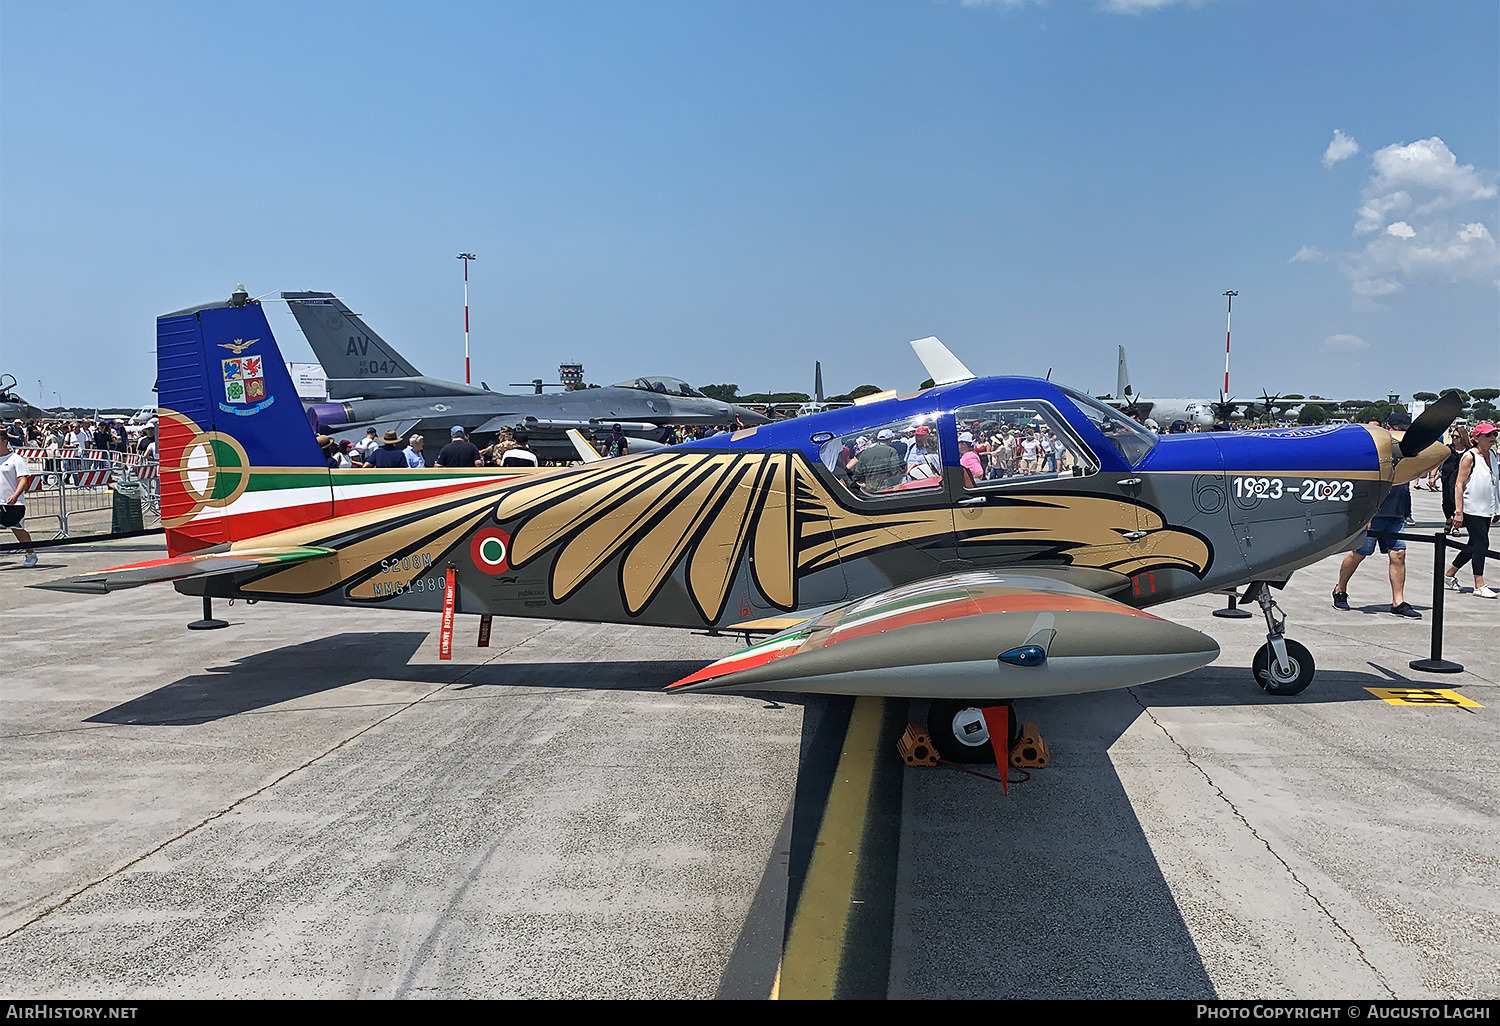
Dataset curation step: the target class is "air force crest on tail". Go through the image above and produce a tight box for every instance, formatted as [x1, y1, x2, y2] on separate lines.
[219, 355, 274, 416]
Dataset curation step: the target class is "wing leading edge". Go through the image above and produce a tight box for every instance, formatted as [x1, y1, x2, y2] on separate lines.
[670, 570, 1218, 700]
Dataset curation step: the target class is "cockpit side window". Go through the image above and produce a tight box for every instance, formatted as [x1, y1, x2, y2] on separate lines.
[1056, 386, 1157, 467]
[952, 401, 1100, 488]
[819, 414, 944, 499]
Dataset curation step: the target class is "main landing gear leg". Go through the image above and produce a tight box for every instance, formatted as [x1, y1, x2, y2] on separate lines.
[1245, 582, 1313, 696]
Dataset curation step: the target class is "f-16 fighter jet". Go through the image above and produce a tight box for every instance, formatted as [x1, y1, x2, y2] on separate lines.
[283, 290, 766, 462]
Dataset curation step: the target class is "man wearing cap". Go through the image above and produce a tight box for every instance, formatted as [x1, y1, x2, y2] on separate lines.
[354, 427, 380, 462]
[847, 431, 902, 493]
[501, 431, 539, 468]
[436, 426, 481, 468]
[1333, 411, 1421, 618]
[404, 434, 427, 468]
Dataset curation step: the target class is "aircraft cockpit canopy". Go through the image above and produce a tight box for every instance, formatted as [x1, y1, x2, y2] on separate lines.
[614, 376, 708, 399]
[1055, 385, 1157, 466]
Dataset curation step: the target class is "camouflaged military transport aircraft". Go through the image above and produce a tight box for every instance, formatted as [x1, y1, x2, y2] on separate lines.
[39, 289, 1460, 761]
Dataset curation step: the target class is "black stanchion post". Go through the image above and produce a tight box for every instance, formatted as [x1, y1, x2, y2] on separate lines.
[1410, 530, 1462, 673]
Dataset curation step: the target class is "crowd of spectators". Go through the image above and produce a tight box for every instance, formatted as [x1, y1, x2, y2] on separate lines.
[6, 415, 157, 463]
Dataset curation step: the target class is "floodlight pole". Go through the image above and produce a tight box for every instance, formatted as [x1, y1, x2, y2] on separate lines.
[1222, 291, 1238, 397]
[457, 253, 477, 384]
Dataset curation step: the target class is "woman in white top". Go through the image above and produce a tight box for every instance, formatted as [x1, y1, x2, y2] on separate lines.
[1444, 422, 1499, 598]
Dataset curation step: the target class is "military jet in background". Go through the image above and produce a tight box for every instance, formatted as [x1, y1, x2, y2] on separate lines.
[282, 291, 767, 461]
[0, 375, 54, 422]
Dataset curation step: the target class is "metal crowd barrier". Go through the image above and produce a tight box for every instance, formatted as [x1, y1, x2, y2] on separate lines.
[14, 447, 159, 538]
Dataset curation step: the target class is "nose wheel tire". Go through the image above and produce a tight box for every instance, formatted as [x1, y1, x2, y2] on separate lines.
[927, 698, 1006, 764]
[1253, 639, 1314, 695]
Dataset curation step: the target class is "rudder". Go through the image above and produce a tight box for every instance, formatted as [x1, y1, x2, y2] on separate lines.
[157, 286, 332, 554]
[283, 291, 421, 379]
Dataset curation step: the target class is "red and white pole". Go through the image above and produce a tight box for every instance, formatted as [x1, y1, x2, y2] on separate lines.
[458, 252, 477, 384]
[1222, 290, 1238, 397]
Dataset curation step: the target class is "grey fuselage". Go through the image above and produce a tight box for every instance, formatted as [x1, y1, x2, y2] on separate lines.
[285, 291, 765, 460]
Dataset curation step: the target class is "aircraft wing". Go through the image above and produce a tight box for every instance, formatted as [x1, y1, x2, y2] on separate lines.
[34, 546, 336, 594]
[669, 570, 1217, 700]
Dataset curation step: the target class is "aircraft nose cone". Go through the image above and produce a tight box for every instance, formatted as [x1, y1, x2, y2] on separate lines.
[732, 404, 770, 426]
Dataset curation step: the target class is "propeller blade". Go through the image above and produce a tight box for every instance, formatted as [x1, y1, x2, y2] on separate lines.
[1400, 392, 1464, 457]
[1392, 440, 1450, 485]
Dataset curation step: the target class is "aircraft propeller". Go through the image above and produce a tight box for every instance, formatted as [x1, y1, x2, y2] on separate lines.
[1210, 393, 1238, 423]
[1389, 391, 1464, 484]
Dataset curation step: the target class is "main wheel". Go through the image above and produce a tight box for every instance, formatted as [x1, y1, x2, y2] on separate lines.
[926, 699, 1006, 764]
[1253, 639, 1315, 695]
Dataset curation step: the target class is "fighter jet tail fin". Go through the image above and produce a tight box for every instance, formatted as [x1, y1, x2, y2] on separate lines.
[283, 291, 422, 380]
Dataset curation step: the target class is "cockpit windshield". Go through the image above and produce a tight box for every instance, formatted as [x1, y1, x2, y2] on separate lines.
[1056, 385, 1157, 467]
[613, 376, 707, 399]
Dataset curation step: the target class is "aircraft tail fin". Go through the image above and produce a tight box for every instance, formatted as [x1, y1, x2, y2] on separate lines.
[1117, 345, 1133, 399]
[909, 337, 975, 386]
[283, 291, 422, 379]
[815, 361, 824, 403]
[157, 286, 330, 554]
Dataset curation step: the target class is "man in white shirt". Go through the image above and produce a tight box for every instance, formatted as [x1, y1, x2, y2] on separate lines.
[354, 427, 380, 461]
[0, 432, 38, 567]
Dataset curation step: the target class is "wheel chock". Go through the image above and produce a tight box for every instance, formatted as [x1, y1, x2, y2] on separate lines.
[1009, 723, 1049, 769]
[898, 723, 940, 767]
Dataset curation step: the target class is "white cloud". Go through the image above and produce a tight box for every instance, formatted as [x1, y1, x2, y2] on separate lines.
[1100, 0, 1209, 11]
[1324, 334, 1369, 352]
[1322, 130, 1359, 170]
[1293, 135, 1500, 302]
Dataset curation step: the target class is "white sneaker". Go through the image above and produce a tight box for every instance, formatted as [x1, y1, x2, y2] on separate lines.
[23, 551, 38, 568]
[1474, 586, 1498, 599]
[1443, 575, 1460, 591]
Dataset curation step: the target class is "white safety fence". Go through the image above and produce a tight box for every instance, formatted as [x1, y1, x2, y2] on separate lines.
[14, 447, 160, 538]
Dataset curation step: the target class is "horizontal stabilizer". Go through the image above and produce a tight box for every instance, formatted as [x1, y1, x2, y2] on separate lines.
[910, 336, 976, 386]
[32, 546, 335, 594]
[669, 570, 1216, 700]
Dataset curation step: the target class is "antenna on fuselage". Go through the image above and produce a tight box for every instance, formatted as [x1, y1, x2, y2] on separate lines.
[909, 337, 975, 386]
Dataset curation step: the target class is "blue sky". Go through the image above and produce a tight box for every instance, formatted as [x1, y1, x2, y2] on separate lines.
[2, 0, 1495, 407]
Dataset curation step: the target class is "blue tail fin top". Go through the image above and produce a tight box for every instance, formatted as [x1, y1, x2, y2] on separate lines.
[157, 292, 324, 469]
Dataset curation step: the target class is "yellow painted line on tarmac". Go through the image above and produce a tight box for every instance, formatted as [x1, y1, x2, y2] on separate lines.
[1366, 688, 1482, 708]
[775, 696, 885, 1000]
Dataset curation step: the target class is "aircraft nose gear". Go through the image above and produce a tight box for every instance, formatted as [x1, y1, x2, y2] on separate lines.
[1245, 582, 1314, 695]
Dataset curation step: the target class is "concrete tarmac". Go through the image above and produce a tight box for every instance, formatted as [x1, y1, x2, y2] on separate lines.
[1, 488, 1495, 999]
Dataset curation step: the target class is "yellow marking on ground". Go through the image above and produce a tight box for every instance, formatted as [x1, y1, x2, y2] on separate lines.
[776, 696, 885, 1001]
[769, 962, 781, 1001]
[1365, 688, 1482, 708]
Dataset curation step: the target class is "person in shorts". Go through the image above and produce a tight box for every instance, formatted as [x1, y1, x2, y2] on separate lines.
[1333, 413, 1419, 618]
[0, 431, 38, 567]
